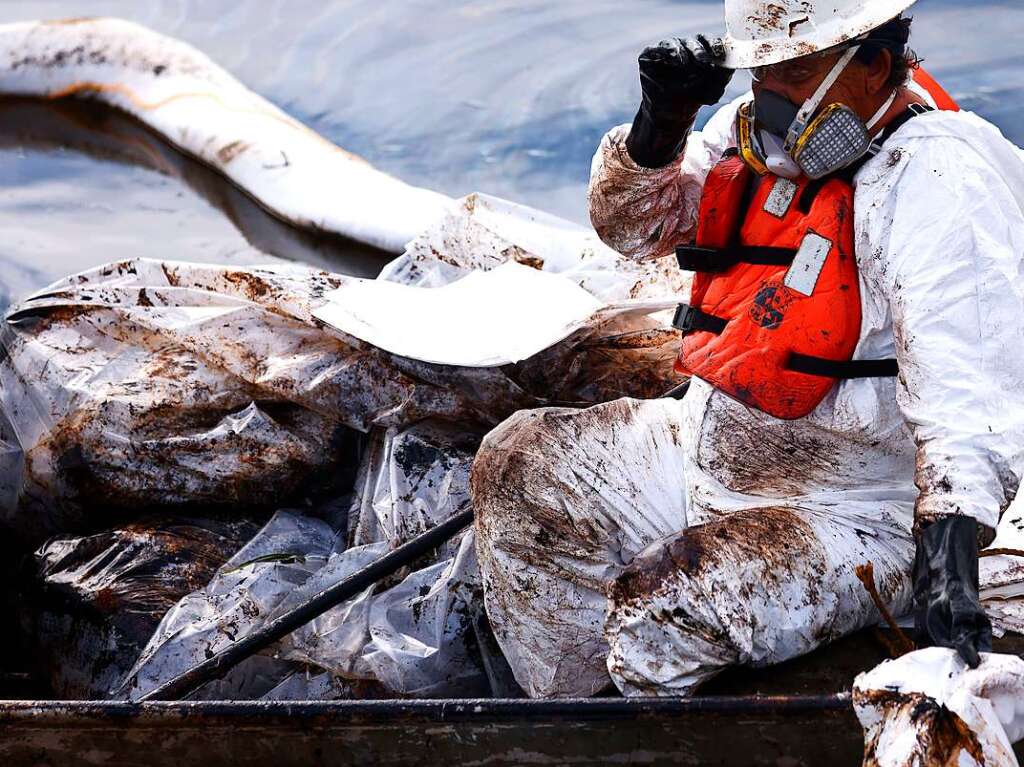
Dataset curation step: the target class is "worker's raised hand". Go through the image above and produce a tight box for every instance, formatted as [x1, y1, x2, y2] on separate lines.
[627, 35, 733, 169]
[912, 516, 993, 668]
[638, 36, 734, 118]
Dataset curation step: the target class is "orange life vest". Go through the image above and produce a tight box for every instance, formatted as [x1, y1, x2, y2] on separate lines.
[673, 71, 957, 420]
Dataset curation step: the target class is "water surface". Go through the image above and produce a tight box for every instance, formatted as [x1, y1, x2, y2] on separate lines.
[0, 0, 1021, 311]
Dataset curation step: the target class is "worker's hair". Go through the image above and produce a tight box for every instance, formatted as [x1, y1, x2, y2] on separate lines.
[855, 15, 922, 89]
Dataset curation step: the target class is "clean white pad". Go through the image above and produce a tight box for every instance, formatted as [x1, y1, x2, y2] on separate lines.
[314, 262, 603, 368]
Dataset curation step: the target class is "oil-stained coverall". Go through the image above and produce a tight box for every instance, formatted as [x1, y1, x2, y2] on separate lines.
[472, 65, 1024, 697]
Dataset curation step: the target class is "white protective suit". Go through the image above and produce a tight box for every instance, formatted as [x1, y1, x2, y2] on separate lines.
[472, 89, 1024, 698]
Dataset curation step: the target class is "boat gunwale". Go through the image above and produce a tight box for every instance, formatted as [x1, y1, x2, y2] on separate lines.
[0, 693, 853, 727]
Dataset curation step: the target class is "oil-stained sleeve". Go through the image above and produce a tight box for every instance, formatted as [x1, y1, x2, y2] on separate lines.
[871, 137, 1024, 534]
[587, 96, 743, 262]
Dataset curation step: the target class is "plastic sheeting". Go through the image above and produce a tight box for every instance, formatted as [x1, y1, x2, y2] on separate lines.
[123, 421, 501, 701]
[347, 420, 482, 554]
[24, 516, 258, 699]
[0, 260, 367, 543]
[981, 497, 1024, 637]
[0, 18, 452, 253]
[381, 192, 689, 303]
[0, 250, 682, 545]
[854, 648, 1024, 766]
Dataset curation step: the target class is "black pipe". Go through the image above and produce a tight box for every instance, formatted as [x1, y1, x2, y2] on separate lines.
[139, 507, 475, 702]
[662, 380, 691, 400]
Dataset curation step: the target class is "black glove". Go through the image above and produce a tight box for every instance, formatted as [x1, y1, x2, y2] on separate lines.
[913, 516, 993, 668]
[626, 36, 734, 169]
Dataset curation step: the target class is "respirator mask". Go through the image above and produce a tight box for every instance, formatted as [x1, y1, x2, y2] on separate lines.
[738, 44, 898, 180]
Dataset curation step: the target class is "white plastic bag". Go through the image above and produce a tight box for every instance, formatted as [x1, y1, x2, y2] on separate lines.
[0, 256, 680, 543]
[124, 421, 496, 700]
[854, 648, 1024, 766]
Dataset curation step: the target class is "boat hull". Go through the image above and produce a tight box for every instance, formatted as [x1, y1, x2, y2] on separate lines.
[1, 696, 864, 767]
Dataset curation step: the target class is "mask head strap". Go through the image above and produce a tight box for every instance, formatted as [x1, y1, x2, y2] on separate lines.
[784, 45, 862, 153]
[865, 88, 899, 132]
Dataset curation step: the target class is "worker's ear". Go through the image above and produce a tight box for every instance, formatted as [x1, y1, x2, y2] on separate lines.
[864, 49, 893, 96]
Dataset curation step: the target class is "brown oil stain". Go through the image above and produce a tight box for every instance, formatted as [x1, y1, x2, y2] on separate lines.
[216, 140, 251, 165]
[43, 18, 97, 26]
[587, 127, 699, 261]
[36, 516, 259, 630]
[582, 328, 678, 351]
[695, 397, 845, 497]
[472, 401, 658, 621]
[509, 321, 679, 403]
[221, 270, 274, 301]
[611, 507, 825, 609]
[748, 3, 787, 33]
[159, 263, 180, 287]
[792, 41, 817, 57]
[856, 688, 987, 766]
[512, 253, 545, 270]
[605, 506, 837, 693]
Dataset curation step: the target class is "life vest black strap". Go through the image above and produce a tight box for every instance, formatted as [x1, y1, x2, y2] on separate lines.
[868, 102, 934, 153]
[673, 311, 899, 377]
[673, 304, 727, 335]
[676, 245, 797, 273]
[787, 352, 899, 379]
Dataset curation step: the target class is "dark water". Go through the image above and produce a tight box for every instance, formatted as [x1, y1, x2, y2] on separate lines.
[0, 0, 1022, 311]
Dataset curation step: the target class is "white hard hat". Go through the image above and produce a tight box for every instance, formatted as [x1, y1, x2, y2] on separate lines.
[720, 0, 918, 69]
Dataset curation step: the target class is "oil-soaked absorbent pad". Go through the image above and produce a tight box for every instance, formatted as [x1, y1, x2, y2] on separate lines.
[314, 262, 604, 368]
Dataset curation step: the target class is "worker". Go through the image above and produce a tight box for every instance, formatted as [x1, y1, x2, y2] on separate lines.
[472, 0, 1024, 698]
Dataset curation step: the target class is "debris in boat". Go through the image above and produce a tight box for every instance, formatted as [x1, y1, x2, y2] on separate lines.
[0, 250, 680, 547]
[854, 647, 1024, 766]
[22, 516, 259, 699]
[123, 422, 499, 701]
[0, 175, 686, 701]
[347, 420, 482, 554]
[383, 192, 689, 303]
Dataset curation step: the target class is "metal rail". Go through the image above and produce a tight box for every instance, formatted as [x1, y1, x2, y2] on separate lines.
[2, 693, 855, 724]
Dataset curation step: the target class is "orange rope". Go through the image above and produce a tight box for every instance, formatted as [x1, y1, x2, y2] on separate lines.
[856, 562, 916, 658]
[980, 548, 1024, 559]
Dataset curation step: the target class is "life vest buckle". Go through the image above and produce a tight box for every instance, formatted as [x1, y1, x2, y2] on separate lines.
[673, 304, 728, 336]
